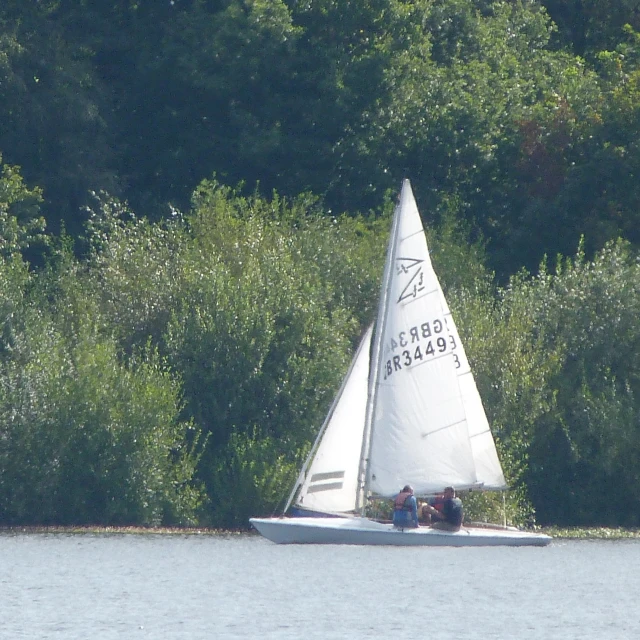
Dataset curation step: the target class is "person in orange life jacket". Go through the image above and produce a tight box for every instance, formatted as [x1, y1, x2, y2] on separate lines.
[421, 486, 463, 531]
[392, 485, 419, 528]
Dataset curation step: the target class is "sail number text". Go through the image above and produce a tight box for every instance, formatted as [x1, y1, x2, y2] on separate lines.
[382, 320, 460, 380]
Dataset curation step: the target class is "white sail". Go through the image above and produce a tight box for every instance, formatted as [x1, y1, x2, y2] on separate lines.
[437, 290, 507, 490]
[365, 180, 500, 496]
[290, 325, 373, 514]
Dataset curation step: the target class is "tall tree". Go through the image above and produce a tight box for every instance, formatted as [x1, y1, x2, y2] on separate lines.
[541, 0, 640, 56]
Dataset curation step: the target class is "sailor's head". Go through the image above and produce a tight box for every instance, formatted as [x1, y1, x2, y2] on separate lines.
[444, 486, 455, 498]
[402, 484, 414, 494]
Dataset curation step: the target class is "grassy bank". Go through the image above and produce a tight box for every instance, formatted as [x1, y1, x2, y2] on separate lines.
[541, 527, 640, 539]
[0, 525, 244, 536]
[2, 525, 640, 539]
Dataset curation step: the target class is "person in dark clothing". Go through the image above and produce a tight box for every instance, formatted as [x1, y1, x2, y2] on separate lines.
[421, 486, 463, 531]
[392, 484, 419, 529]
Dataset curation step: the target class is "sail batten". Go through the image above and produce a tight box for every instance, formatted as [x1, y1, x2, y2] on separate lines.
[310, 471, 345, 482]
[420, 419, 468, 438]
[290, 324, 373, 514]
[307, 482, 344, 494]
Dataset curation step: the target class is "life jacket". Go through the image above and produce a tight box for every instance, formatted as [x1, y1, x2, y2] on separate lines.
[394, 491, 413, 511]
[430, 494, 445, 512]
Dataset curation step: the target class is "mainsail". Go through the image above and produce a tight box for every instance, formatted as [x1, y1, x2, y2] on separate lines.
[364, 180, 506, 498]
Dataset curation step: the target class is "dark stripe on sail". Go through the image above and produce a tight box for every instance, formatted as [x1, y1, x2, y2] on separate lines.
[310, 471, 345, 482]
[307, 482, 344, 493]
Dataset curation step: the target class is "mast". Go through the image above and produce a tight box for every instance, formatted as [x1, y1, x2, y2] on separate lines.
[355, 180, 407, 513]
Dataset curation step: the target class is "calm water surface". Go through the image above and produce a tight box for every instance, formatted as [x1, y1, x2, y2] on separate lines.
[1, 532, 638, 639]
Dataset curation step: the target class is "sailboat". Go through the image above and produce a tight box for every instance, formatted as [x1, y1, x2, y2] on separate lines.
[250, 180, 551, 547]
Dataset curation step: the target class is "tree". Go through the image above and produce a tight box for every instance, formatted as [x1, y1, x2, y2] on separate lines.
[0, 154, 45, 258]
[161, 183, 382, 523]
[0, 7, 118, 236]
[0, 182, 205, 525]
[74, 181, 385, 525]
[0, 292, 205, 526]
[501, 241, 640, 526]
[541, 0, 640, 56]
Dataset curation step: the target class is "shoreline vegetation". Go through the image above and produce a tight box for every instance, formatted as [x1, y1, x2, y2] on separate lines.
[1, 526, 639, 540]
[0, 526, 244, 536]
[3, 3, 640, 533]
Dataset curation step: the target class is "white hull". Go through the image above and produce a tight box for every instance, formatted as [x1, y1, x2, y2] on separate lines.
[250, 516, 552, 547]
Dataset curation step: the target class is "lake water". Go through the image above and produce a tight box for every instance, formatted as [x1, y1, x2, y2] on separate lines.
[1, 532, 638, 639]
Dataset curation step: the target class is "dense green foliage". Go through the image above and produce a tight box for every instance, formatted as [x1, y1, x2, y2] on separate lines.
[1, 176, 389, 527]
[1, 1, 640, 528]
[1, 1, 640, 274]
